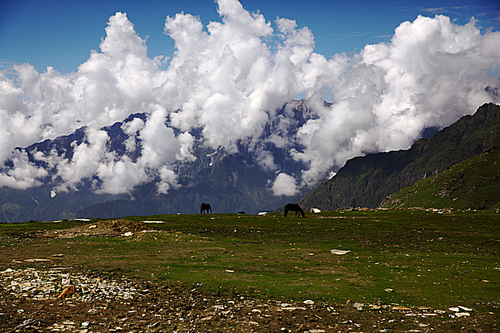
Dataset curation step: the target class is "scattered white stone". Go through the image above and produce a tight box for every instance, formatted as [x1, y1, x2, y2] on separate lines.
[331, 249, 350, 255]
[282, 307, 307, 311]
[142, 220, 165, 224]
[385, 288, 394, 292]
[257, 212, 267, 216]
[122, 231, 133, 237]
[449, 307, 460, 312]
[88, 225, 97, 229]
[353, 302, 364, 310]
[0, 268, 139, 302]
[24, 258, 51, 262]
[310, 208, 321, 213]
[455, 312, 470, 317]
[303, 300, 315, 305]
[458, 306, 473, 311]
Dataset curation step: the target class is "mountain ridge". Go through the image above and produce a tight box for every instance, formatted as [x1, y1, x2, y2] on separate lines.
[0, 101, 312, 221]
[2, 102, 499, 221]
[379, 144, 500, 210]
[299, 103, 500, 211]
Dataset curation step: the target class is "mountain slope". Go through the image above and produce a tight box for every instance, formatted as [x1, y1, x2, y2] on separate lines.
[0, 102, 311, 221]
[299, 103, 500, 211]
[379, 145, 500, 210]
[76, 148, 306, 218]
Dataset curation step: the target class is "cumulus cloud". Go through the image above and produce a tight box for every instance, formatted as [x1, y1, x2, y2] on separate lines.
[271, 173, 299, 196]
[0, 0, 499, 196]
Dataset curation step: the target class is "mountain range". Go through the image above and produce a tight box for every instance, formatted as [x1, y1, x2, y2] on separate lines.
[299, 103, 500, 211]
[0, 101, 314, 222]
[1, 102, 499, 222]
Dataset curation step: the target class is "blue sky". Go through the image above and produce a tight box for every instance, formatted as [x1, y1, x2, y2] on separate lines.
[1, 0, 499, 74]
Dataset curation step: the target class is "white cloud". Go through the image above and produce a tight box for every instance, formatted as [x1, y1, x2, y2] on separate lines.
[0, 0, 499, 196]
[292, 15, 500, 186]
[271, 173, 299, 196]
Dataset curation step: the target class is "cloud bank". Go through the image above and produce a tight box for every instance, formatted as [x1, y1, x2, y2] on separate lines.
[0, 0, 499, 196]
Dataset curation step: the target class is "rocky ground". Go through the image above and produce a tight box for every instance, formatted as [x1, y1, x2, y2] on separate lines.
[0, 220, 497, 332]
[1, 265, 490, 333]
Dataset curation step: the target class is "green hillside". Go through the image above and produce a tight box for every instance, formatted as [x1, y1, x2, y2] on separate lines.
[299, 103, 500, 211]
[379, 145, 500, 210]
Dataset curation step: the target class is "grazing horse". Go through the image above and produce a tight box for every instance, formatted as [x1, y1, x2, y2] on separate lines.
[200, 203, 212, 214]
[284, 203, 305, 217]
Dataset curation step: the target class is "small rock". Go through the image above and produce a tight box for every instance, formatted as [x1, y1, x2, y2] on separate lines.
[458, 306, 473, 311]
[392, 306, 411, 311]
[353, 302, 363, 310]
[331, 249, 350, 255]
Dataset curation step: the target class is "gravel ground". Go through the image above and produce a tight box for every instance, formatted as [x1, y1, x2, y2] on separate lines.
[1, 265, 493, 333]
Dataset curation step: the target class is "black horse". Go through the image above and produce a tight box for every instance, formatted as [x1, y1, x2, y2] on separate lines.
[200, 203, 212, 214]
[284, 203, 305, 217]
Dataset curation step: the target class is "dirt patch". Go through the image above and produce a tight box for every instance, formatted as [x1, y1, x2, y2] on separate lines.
[1, 266, 495, 333]
[40, 220, 150, 239]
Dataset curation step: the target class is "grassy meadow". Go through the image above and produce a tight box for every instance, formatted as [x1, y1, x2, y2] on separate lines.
[1, 209, 499, 315]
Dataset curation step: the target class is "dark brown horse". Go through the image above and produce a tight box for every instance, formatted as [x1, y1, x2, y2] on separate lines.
[200, 203, 212, 214]
[284, 203, 305, 217]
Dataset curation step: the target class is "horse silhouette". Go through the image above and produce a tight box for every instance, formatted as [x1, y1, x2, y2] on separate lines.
[200, 203, 212, 214]
[284, 203, 305, 217]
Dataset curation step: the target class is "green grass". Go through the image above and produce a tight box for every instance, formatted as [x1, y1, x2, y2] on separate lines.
[1, 210, 499, 314]
[382, 146, 500, 210]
